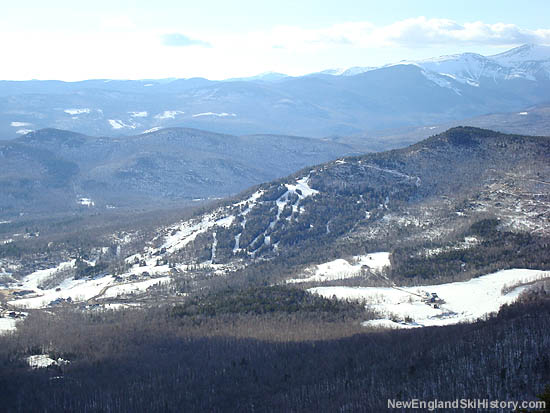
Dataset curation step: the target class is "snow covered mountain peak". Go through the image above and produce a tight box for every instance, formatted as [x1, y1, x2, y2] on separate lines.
[490, 44, 550, 65]
[412, 52, 504, 86]
[404, 44, 550, 86]
[319, 44, 550, 87]
[315, 66, 376, 76]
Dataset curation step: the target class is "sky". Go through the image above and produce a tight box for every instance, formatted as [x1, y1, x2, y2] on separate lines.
[1, 0, 549, 81]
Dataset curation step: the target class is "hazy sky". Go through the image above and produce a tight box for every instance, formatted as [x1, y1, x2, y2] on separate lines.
[1, 0, 549, 80]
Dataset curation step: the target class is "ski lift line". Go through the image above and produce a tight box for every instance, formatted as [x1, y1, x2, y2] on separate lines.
[390, 285, 425, 298]
[372, 271, 428, 299]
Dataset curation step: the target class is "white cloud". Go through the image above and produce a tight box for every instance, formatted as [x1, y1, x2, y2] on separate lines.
[100, 16, 136, 31]
[379, 17, 550, 47]
[0, 18, 548, 81]
[262, 18, 550, 49]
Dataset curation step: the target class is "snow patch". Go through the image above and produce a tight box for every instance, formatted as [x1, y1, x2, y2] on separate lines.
[361, 319, 416, 329]
[288, 253, 390, 284]
[78, 198, 95, 207]
[421, 69, 462, 95]
[161, 213, 235, 254]
[16, 129, 33, 135]
[108, 119, 135, 129]
[155, 110, 184, 120]
[192, 112, 236, 118]
[143, 127, 162, 134]
[286, 176, 319, 198]
[129, 111, 148, 118]
[102, 277, 170, 299]
[27, 355, 69, 369]
[17, 260, 76, 290]
[0, 318, 18, 334]
[64, 108, 90, 115]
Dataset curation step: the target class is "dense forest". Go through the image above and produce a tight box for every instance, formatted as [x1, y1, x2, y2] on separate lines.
[0, 286, 549, 412]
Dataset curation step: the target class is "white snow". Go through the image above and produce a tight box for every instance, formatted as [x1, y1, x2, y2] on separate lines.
[102, 277, 170, 299]
[420, 236, 479, 257]
[311, 269, 550, 328]
[215, 215, 235, 227]
[421, 69, 462, 94]
[192, 112, 236, 118]
[154, 110, 185, 119]
[364, 164, 420, 184]
[78, 198, 95, 207]
[108, 119, 135, 129]
[319, 68, 347, 75]
[129, 111, 148, 117]
[4, 254, 175, 310]
[100, 302, 142, 310]
[384, 45, 550, 88]
[235, 189, 264, 208]
[361, 319, 416, 329]
[232, 190, 264, 253]
[518, 112, 528, 115]
[287, 252, 390, 284]
[161, 213, 235, 254]
[318, 67, 375, 76]
[16, 129, 33, 135]
[9, 274, 116, 309]
[27, 355, 69, 369]
[10, 121, 31, 127]
[17, 260, 76, 290]
[64, 108, 90, 115]
[341, 66, 376, 76]
[286, 176, 319, 198]
[143, 127, 162, 134]
[323, 45, 550, 92]
[234, 177, 318, 256]
[0, 318, 18, 334]
[491, 44, 550, 67]
[404, 52, 502, 86]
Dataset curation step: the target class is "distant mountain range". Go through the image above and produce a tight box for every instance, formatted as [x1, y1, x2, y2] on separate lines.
[1, 44, 549, 139]
[342, 102, 550, 152]
[318, 44, 550, 84]
[0, 128, 355, 217]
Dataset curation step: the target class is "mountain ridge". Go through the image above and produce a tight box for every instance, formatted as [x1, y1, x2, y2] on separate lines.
[2, 44, 550, 139]
[0, 127, 357, 217]
[96, 126, 549, 291]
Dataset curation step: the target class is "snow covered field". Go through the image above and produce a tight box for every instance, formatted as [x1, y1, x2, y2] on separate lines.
[287, 252, 390, 284]
[311, 269, 550, 328]
[5, 260, 172, 310]
[102, 277, 170, 299]
[8, 274, 117, 309]
[0, 318, 18, 334]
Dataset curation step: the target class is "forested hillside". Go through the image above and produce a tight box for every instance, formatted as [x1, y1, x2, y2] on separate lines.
[1, 289, 549, 411]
